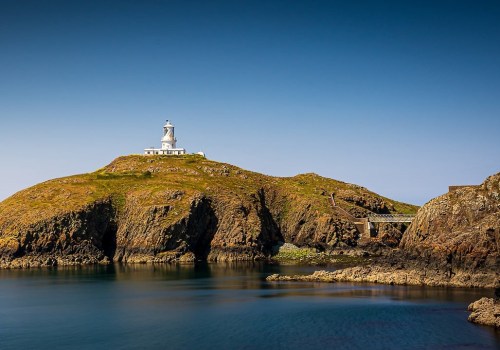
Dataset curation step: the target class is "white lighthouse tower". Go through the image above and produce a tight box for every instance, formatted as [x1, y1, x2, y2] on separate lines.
[144, 120, 186, 155]
[161, 120, 177, 150]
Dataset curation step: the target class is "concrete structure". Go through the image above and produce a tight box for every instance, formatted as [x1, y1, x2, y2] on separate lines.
[144, 120, 186, 155]
[329, 193, 415, 237]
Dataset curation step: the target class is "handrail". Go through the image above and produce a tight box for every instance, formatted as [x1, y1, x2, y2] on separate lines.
[366, 214, 415, 223]
[329, 194, 415, 223]
[330, 194, 357, 221]
[367, 214, 415, 218]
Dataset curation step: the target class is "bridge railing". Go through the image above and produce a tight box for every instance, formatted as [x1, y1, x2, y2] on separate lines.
[366, 214, 415, 223]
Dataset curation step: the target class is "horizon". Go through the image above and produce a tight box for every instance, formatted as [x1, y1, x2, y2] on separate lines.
[1, 0, 499, 205]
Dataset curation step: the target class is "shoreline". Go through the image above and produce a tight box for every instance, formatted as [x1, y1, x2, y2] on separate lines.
[2, 254, 497, 290]
[266, 265, 498, 289]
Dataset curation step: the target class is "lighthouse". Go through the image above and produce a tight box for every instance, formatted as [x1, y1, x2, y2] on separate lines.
[161, 120, 177, 150]
[144, 120, 186, 155]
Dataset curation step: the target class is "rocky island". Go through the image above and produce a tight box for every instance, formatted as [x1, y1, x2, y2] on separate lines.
[0, 155, 416, 268]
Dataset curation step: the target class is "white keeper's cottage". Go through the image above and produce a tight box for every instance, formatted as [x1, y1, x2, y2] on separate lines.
[144, 120, 187, 155]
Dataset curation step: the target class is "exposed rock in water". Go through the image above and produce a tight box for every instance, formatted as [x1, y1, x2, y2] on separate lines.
[467, 297, 500, 329]
[266, 265, 497, 288]
[0, 155, 416, 268]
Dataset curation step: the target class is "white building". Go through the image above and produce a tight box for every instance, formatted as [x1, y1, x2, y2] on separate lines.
[144, 120, 187, 155]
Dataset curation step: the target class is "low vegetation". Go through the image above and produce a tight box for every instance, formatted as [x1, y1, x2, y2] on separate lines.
[271, 244, 372, 266]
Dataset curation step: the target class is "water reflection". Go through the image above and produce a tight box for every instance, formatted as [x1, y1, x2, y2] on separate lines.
[0, 262, 493, 304]
[0, 262, 498, 349]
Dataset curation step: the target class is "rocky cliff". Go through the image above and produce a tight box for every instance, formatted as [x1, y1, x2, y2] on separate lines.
[0, 155, 416, 268]
[400, 173, 499, 274]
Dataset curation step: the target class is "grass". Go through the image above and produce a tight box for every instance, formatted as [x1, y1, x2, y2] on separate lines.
[272, 247, 371, 266]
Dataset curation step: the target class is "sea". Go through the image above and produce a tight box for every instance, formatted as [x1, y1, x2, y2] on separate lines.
[0, 263, 498, 350]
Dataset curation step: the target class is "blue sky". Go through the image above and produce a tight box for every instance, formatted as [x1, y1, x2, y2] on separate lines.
[1, 0, 499, 205]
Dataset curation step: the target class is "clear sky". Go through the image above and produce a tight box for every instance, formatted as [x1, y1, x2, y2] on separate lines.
[1, 0, 499, 205]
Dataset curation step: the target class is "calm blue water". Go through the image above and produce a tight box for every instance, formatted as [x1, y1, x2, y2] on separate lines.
[0, 263, 498, 350]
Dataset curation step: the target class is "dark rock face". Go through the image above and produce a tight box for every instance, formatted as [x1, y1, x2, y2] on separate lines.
[401, 173, 500, 273]
[0, 200, 116, 267]
[113, 195, 212, 262]
[377, 223, 405, 248]
[113, 189, 357, 263]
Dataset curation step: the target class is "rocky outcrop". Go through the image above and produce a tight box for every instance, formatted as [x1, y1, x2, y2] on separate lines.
[266, 265, 497, 288]
[468, 297, 500, 328]
[400, 173, 499, 273]
[0, 155, 417, 268]
[335, 188, 392, 215]
[0, 199, 116, 268]
[267, 172, 500, 289]
[114, 190, 284, 263]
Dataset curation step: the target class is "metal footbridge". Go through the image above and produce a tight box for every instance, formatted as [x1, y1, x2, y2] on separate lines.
[366, 214, 415, 223]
